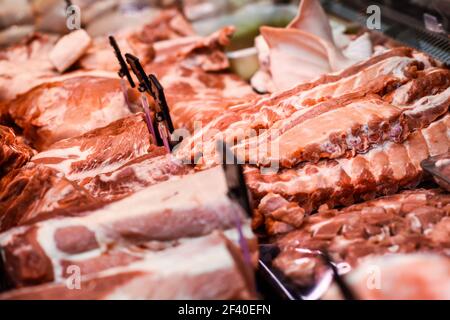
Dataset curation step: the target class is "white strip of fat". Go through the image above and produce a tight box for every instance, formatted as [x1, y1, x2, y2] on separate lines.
[30, 166, 244, 277]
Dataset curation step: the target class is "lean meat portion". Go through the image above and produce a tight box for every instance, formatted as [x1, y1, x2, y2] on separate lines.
[31, 113, 159, 181]
[79, 9, 195, 71]
[323, 253, 450, 300]
[0, 125, 35, 178]
[272, 189, 450, 289]
[0, 166, 249, 287]
[0, 233, 256, 299]
[174, 47, 427, 166]
[5, 76, 141, 150]
[247, 114, 450, 234]
[42, 223, 256, 285]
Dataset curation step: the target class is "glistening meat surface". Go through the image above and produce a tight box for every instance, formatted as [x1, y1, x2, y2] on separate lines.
[31, 113, 162, 182]
[233, 87, 449, 167]
[247, 114, 450, 233]
[0, 233, 255, 299]
[174, 47, 427, 166]
[0, 166, 249, 287]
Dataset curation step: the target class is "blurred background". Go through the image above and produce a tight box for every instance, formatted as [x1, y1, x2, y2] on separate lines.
[0, 0, 448, 49]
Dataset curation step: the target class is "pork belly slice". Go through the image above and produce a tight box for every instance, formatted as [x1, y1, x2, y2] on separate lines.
[0, 33, 58, 103]
[146, 26, 256, 130]
[0, 125, 34, 178]
[175, 48, 423, 165]
[0, 233, 255, 300]
[246, 114, 450, 233]
[323, 253, 450, 300]
[0, 163, 100, 233]
[235, 87, 450, 167]
[31, 113, 161, 181]
[79, 153, 194, 201]
[271, 189, 450, 289]
[0, 166, 248, 287]
[79, 9, 195, 71]
[7, 76, 140, 151]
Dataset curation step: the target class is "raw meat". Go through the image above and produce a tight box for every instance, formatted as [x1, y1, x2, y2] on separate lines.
[0, 233, 256, 299]
[272, 189, 450, 288]
[0, 166, 249, 287]
[0, 125, 34, 178]
[6, 76, 140, 150]
[247, 115, 450, 233]
[323, 253, 450, 300]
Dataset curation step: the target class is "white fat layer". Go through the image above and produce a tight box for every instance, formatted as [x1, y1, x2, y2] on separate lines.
[29, 167, 242, 279]
[32, 146, 93, 177]
[404, 86, 450, 116]
[102, 234, 240, 299]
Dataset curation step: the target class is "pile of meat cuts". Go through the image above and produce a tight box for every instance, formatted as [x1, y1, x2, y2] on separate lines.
[0, 0, 449, 300]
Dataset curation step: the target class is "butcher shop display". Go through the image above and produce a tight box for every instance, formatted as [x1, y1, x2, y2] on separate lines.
[0, 0, 449, 301]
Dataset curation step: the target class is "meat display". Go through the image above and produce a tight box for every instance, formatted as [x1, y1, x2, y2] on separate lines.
[174, 47, 427, 166]
[0, 0, 448, 301]
[6, 76, 140, 150]
[272, 189, 450, 289]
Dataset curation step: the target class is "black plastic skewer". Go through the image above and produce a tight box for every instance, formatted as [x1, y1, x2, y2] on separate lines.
[109, 36, 135, 88]
[124, 53, 175, 151]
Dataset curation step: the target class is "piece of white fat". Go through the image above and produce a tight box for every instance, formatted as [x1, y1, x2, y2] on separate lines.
[49, 29, 92, 73]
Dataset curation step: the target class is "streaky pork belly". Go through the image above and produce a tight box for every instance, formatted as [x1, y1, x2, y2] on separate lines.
[52, 224, 257, 284]
[0, 233, 256, 299]
[233, 86, 449, 167]
[79, 153, 194, 201]
[6, 76, 141, 150]
[246, 114, 450, 234]
[0, 163, 100, 233]
[0, 166, 249, 287]
[31, 113, 161, 182]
